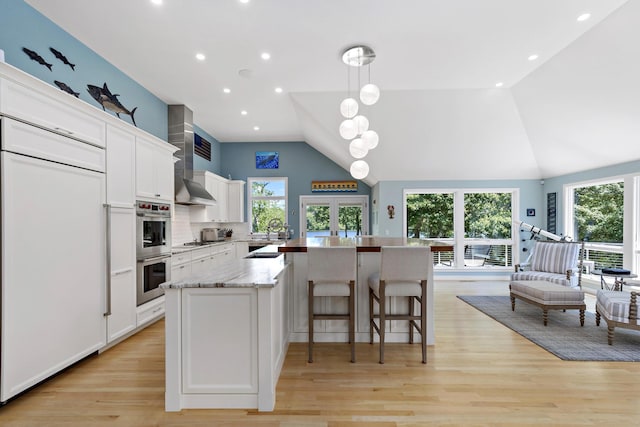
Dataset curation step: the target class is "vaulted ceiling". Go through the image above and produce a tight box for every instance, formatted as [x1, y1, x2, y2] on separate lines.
[26, 0, 636, 185]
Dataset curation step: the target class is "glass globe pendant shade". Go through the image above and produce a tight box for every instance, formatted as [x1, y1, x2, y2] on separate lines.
[349, 138, 368, 159]
[339, 119, 357, 140]
[361, 130, 379, 149]
[339, 97, 358, 118]
[350, 160, 369, 180]
[353, 115, 369, 135]
[360, 83, 380, 106]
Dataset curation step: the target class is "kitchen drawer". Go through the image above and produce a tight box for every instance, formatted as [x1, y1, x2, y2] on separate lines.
[136, 296, 165, 327]
[172, 251, 192, 266]
[190, 247, 211, 261]
[0, 79, 106, 147]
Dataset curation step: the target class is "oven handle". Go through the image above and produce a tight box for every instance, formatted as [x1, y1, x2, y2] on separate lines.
[138, 254, 172, 264]
[104, 203, 112, 317]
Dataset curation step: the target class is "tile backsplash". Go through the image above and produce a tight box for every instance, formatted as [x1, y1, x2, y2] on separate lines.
[171, 205, 249, 246]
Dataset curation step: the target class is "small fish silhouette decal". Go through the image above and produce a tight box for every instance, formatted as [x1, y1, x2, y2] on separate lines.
[54, 80, 79, 98]
[87, 83, 138, 127]
[49, 47, 75, 71]
[22, 47, 52, 71]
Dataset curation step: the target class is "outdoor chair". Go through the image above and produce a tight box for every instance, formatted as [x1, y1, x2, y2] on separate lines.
[512, 240, 584, 289]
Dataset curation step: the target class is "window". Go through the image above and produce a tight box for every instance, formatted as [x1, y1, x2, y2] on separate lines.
[564, 179, 624, 270]
[247, 177, 287, 233]
[404, 189, 517, 269]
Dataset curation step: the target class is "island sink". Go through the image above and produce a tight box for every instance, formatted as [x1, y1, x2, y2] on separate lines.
[244, 252, 282, 259]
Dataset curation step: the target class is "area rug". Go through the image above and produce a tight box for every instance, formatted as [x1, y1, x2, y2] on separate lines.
[457, 295, 640, 361]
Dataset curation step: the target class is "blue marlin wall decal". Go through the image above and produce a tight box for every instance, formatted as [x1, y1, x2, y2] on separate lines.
[87, 83, 138, 127]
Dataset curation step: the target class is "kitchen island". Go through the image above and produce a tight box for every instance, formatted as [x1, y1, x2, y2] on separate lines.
[278, 237, 453, 346]
[162, 254, 290, 412]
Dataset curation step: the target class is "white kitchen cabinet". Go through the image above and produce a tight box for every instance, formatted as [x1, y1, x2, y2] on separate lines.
[0, 78, 106, 148]
[105, 124, 136, 344]
[136, 135, 175, 202]
[171, 251, 192, 283]
[180, 288, 258, 394]
[191, 171, 235, 222]
[106, 125, 135, 207]
[190, 246, 214, 275]
[235, 241, 249, 259]
[228, 180, 245, 222]
[137, 295, 165, 327]
[212, 242, 234, 266]
[106, 207, 137, 343]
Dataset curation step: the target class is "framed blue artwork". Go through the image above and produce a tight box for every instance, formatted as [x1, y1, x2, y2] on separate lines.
[256, 151, 279, 169]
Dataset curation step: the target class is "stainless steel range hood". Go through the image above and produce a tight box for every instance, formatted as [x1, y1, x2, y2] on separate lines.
[168, 105, 216, 206]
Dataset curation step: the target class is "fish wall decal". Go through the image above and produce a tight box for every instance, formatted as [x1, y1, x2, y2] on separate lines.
[22, 47, 52, 71]
[54, 80, 79, 98]
[87, 83, 138, 127]
[49, 47, 75, 71]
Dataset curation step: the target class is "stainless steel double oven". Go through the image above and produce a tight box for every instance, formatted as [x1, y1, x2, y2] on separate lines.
[136, 200, 171, 306]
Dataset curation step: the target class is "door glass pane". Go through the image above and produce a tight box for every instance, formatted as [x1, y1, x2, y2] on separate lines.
[306, 204, 331, 237]
[338, 204, 363, 237]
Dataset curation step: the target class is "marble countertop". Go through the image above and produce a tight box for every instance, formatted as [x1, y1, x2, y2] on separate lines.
[277, 236, 454, 252]
[171, 239, 286, 254]
[162, 255, 287, 289]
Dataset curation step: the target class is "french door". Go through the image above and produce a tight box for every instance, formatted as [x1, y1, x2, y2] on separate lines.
[300, 195, 369, 238]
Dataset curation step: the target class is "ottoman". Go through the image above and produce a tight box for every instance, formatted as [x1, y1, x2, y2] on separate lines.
[509, 280, 586, 326]
[595, 290, 639, 345]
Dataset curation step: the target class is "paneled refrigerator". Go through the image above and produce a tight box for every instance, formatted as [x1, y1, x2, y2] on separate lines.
[1, 117, 107, 402]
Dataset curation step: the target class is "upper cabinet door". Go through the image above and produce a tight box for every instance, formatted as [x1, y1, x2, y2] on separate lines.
[228, 181, 245, 222]
[0, 79, 106, 148]
[135, 136, 175, 202]
[106, 125, 135, 206]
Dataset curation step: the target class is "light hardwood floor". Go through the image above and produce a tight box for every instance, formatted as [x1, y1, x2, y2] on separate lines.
[1, 281, 639, 426]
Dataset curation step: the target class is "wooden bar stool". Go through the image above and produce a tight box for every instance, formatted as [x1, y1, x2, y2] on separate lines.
[307, 247, 357, 363]
[369, 246, 429, 364]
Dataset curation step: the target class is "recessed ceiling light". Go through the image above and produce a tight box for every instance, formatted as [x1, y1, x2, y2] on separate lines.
[223, 88, 231, 94]
[195, 53, 206, 61]
[577, 13, 591, 22]
[150, 0, 162, 5]
[239, 0, 250, 3]
[274, 87, 283, 93]
[253, 126, 260, 131]
[528, 54, 539, 61]
[261, 52, 271, 61]
[495, 82, 504, 88]
[241, 110, 248, 116]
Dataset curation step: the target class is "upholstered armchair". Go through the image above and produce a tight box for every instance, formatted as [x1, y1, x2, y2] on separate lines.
[512, 241, 584, 289]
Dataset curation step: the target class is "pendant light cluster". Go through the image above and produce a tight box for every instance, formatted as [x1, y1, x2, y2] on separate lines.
[339, 45, 380, 180]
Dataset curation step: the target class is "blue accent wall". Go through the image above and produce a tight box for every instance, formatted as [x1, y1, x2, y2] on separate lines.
[0, 0, 168, 140]
[193, 125, 222, 174]
[220, 141, 371, 238]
